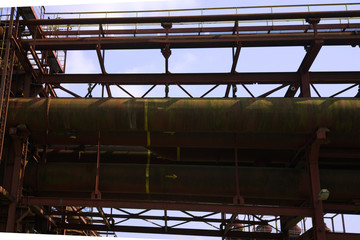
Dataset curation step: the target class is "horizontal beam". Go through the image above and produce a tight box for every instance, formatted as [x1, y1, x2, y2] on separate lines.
[22, 197, 313, 216]
[51, 211, 266, 224]
[20, 32, 360, 50]
[40, 72, 360, 84]
[22, 10, 360, 25]
[323, 203, 360, 214]
[40, 23, 360, 36]
[57, 223, 283, 239]
[326, 233, 360, 240]
[23, 197, 360, 217]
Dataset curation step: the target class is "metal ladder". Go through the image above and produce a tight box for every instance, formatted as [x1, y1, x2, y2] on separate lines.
[0, 8, 16, 162]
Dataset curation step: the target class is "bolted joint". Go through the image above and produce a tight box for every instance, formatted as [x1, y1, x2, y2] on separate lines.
[290, 84, 297, 92]
[161, 46, 172, 59]
[233, 195, 244, 205]
[91, 191, 102, 200]
[304, 44, 311, 52]
[306, 18, 320, 25]
[161, 22, 172, 30]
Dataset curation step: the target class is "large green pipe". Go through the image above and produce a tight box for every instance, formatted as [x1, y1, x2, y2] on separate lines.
[23, 161, 360, 204]
[7, 98, 360, 146]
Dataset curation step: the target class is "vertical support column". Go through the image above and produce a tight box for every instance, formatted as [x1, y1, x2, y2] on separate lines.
[306, 128, 329, 240]
[5, 126, 29, 232]
[300, 72, 311, 98]
[280, 217, 290, 240]
[5, 133, 21, 232]
[225, 21, 241, 98]
[60, 206, 66, 235]
[161, 22, 172, 74]
[161, 23, 172, 98]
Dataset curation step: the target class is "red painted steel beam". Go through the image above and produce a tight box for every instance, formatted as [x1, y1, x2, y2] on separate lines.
[306, 132, 326, 240]
[40, 24, 360, 36]
[20, 33, 360, 50]
[18, 7, 64, 73]
[323, 203, 360, 214]
[294, 40, 323, 97]
[41, 73, 297, 84]
[22, 197, 313, 216]
[326, 233, 360, 240]
[51, 211, 265, 225]
[22, 11, 360, 25]
[96, 44, 106, 74]
[39, 72, 360, 85]
[309, 72, 360, 84]
[298, 40, 323, 73]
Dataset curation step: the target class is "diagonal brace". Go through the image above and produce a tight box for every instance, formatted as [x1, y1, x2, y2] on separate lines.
[96, 43, 106, 74]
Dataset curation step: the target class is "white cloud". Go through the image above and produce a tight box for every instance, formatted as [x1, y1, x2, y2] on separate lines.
[65, 51, 100, 74]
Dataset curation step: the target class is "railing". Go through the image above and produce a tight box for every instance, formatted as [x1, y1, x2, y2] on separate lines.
[30, 3, 360, 43]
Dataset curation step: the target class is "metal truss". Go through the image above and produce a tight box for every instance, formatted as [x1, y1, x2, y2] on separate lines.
[1, 3, 360, 98]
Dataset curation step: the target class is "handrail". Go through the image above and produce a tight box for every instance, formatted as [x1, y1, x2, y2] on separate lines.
[42, 3, 360, 16]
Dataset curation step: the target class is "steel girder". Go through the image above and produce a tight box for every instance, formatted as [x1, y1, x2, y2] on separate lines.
[19, 33, 360, 50]
[39, 72, 360, 85]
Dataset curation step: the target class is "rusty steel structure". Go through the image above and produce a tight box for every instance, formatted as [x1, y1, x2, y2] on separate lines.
[0, 3, 360, 240]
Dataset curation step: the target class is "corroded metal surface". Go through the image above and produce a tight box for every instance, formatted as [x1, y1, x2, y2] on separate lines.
[23, 161, 360, 204]
[7, 98, 360, 134]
